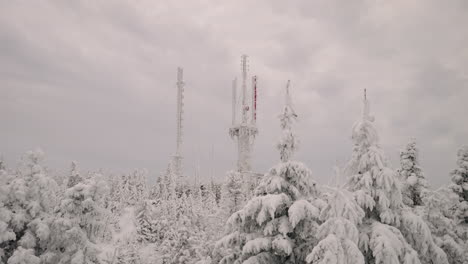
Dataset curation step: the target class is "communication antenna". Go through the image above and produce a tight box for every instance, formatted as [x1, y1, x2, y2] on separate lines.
[172, 67, 185, 180]
[363, 88, 374, 122]
[176, 67, 184, 156]
[229, 55, 258, 173]
[241, 55, 248, 123]
[232, 78, 237, 126]
[251, 76, 257, 124]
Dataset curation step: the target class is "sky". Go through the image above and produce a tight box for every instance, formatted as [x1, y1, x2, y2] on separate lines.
[1, 0, 467, 187]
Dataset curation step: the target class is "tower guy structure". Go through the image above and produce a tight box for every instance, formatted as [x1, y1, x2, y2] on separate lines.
[229, 55, 258, 173]
[172, 67, 185, 180]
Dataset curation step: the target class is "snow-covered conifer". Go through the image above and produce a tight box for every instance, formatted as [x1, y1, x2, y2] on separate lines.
[209, 180, 222, 205]
[112, 170, 149, 208]
[201, 186, 219, 215]
[308, 187, 365, 264]
[0, 155, 6, 171]
[0, 150, 58, 263]
[161, 164, 178, 200]
[116, 240, 141, 264]
[398, 139, 428, 207]
[345, 94, 402, 224]
[449, 146, 468, 223]
[220, 171, 245, 218]
[136, 200, 159, 243]
[44, 171, 109, 263]
[345, 92, 447, 264]
[67, 161, 83, 188]
[417, 188, 468, 264]
[149, 182, 161, 200]
[217, 82, 320, 264]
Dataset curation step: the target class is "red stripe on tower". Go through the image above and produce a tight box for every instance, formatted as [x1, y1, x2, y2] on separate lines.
[254, 76, 257, 121]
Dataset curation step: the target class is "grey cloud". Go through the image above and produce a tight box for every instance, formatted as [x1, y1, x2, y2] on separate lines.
[1, 0, 467, 187]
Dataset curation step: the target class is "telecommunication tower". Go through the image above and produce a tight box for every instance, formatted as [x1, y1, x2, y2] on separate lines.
[229, 55, 258, 173]
[172, 67, 184, 179]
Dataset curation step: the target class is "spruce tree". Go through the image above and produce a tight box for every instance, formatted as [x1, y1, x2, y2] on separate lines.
[116, 240, 141, 264]
[217, 82, 320, 264]
[220, 171, 245, 218]
[398, 139, 428, 207]
[135, 200, 159, 243]
[308, 187, 365, 264]
[449, 146, 468, 224]
[0, 150, 57, 263]
[45, 170, 109, 263]
[67, 161, 83, 188]
[418, 188, 468, 264]
[345, 91, 447, 264]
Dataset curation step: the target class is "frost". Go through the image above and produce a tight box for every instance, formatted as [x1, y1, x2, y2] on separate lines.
[307, 234, 364, 264]
[242, 237, 272, 255]
[449, 146, 468, 223]
[369, 222, 420, 264]
[271, 236, 293, 255]
[7, 247, 40, 264]
[289, 199, 319, 228]
[320, 187, 365, 225]
[398, 139, 428, 207]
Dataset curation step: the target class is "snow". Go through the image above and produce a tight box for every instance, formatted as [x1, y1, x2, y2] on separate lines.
[289, 199, 319, 228]
[1, 92, 467, 264]
[369, 222, 420, 264]
[271, 236, 293, 255]
[306, 234, 364, 264]
[114, 207, 137, 243]
[242, 237, 271, 255]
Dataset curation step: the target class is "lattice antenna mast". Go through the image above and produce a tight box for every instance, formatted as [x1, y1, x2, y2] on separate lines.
[171, 67, 185, 181]
[176, 67, 184, 156]
[241, 55, 248, 123]
[232, 78, 237, 126]
[229, 54, 258, 173]
[363, 88, 374, 122]
[251, 75, 257, 125]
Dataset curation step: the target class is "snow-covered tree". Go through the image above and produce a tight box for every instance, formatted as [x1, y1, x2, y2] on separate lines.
[160, 164, 178, 200]
[220, 171, 246, 218]
[201, 185, 219, 215]
[216, 83, 320, 264]
[154, 191, 221, 264]
[110, 170, 149, 209]
[209, 180, 222, 205]
[149, 182, 161, 200]
[345, 94, 402, 224]
[116, 240, 141, 264]
[44, 171, 109, 264]
[0, 155, 5, 171]
[398, 139, 428, 207]
[308, 187, 366, 264]
[449, 146, 468, 224]
[67, 161, 83, 188]
[159, 221, 200, 264]
[345, 92, 447, 264]
[417, 188, 468, 264]
[0, 149, 58, 263]
[136, 200, 159, 243]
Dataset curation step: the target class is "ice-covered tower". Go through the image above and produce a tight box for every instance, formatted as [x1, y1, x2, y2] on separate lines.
[229, 55, 258, 173]
[172, 67, 184, 179]
[363, 88, 374, 122]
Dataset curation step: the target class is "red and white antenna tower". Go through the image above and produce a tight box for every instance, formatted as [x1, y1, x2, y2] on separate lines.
[229, 55, 258, 173]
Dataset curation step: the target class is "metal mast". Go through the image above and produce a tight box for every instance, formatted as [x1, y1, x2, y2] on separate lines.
[229, 55, 258, 173]
[172, 67, 184, 179]
[363, 88, 374, 122]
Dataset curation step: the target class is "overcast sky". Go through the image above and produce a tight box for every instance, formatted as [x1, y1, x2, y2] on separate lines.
[1, 0, 467, 186]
